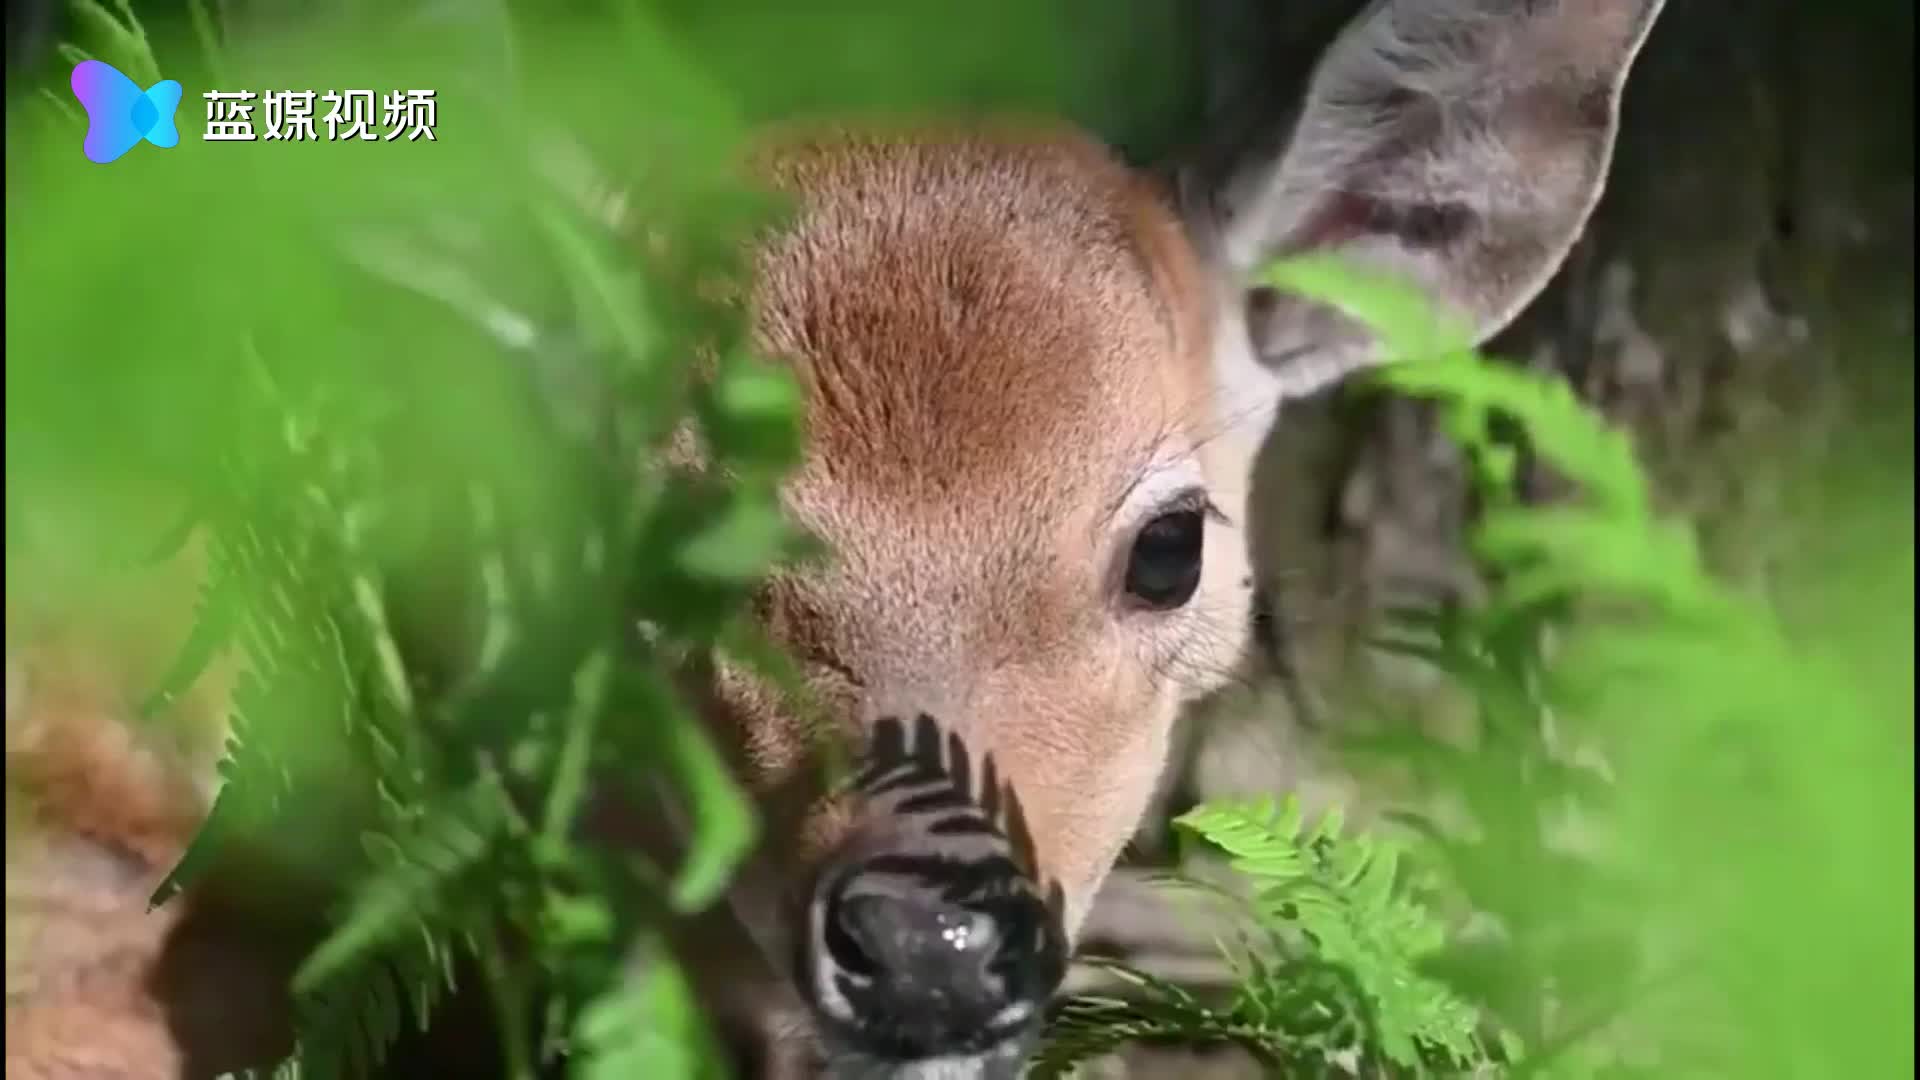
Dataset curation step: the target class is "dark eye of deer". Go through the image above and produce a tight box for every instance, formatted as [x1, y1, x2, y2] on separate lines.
[1124, 509, 1204, 610]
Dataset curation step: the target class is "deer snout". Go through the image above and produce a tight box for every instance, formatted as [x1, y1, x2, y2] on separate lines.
[807, 861, 1059, 1061]
[797, 713, 1067, 1068]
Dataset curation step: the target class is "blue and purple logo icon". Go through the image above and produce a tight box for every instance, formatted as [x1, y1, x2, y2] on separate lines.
[70, 59, 182, 164]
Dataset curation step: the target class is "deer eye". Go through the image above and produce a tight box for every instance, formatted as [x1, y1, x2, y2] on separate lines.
[1124, 506, 1205, 611]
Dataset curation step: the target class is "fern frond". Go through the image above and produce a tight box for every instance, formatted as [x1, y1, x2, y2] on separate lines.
[605, 665, 758, 915]
[256, 773, 501, 1080]
[137, 555, 241, 722]
[294, 773, 509, 995]
[1035, 958, 1395, 1079]
[570, 935, 729, 1080]
[275, 923, 473, 1080]
[1173, 798, 1486, 1070]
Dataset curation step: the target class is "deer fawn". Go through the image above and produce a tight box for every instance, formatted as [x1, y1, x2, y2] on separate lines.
[5, 1, 1665, 1077]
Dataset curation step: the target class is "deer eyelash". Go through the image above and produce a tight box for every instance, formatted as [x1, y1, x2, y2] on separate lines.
[1146, 486, 1229, 527]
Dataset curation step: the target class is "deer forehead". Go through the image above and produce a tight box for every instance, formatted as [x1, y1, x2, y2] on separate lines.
[746, 131, 1218, 652]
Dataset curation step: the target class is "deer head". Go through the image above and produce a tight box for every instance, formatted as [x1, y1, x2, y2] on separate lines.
[676, 0, 1668, 1075]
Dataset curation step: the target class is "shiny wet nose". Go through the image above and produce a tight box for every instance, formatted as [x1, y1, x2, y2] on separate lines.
[815, 875, 1062, 1059]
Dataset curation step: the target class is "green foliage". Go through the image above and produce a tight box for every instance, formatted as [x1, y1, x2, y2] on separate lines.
[1036, 797, 1486, 1078]
[1036, 958, 1383, 1079]
[8, 5, 1909, 1080]
[11, 3, 825, 1078]
[570, 935, 732, 1080]
[1037, 258, 1909, 1076]
[1285, 258, 1910, 1080]
[1176, 799, 1483, 1068]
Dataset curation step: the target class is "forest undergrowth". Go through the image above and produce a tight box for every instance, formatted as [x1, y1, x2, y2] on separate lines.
[6, 3, 1912, 1078]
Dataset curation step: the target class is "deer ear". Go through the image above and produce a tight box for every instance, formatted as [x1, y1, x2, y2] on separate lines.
[1185, 0, 1667, 409]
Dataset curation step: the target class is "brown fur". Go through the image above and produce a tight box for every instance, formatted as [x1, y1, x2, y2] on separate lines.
[722, 125, 1230, 901]
[6, 544, 224, 1080]
[672, 135, 1246, 1064]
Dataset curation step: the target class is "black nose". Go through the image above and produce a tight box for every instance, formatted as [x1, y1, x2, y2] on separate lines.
[811, 868, 1063, 1060]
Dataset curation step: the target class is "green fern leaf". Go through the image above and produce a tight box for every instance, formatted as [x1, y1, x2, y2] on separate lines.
[294, 774, 506, 994]
[1173, 797, 1485, 1069]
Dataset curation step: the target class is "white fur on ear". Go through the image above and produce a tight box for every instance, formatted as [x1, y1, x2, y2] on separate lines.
[1192, 0, 1668, 414]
